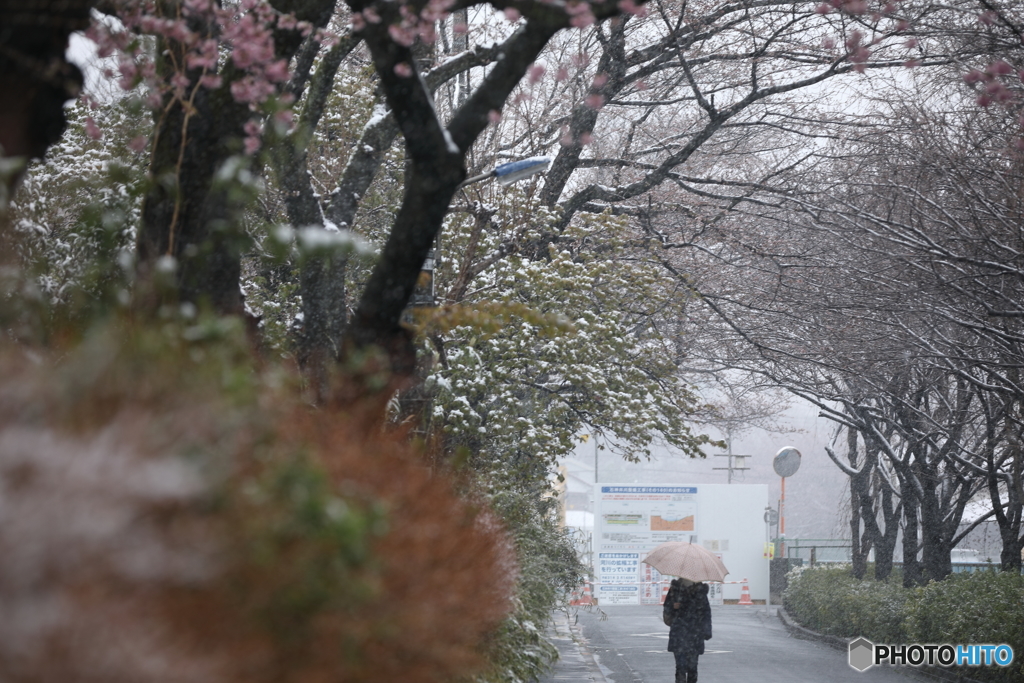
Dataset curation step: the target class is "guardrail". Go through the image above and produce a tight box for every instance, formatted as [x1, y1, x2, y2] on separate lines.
[570, 579, 745, 606]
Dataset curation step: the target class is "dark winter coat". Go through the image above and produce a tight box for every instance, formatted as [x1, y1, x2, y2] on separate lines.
[662, 581, 712, 654]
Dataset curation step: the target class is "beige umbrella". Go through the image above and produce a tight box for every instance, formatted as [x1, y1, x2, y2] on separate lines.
[642, 541, 729, 583]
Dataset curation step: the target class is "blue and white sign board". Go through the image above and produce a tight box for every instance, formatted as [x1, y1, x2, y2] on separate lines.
[594, 484, 769, 605]
[596, 584, 640, 605]
[597, 552, 640, 583]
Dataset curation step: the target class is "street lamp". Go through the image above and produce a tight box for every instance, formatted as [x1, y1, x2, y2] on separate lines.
[403, 155, 557, 421]
[458, 156, 553, 189]
[405, 157, 554, 315]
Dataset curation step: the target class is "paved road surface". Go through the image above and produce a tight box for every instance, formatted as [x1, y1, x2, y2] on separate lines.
[540, 605, 925, 683]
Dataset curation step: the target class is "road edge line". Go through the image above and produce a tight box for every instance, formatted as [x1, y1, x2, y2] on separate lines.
[564, 610, 609, 683]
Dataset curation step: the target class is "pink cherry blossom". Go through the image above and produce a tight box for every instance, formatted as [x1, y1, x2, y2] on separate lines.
[571, 53, 591, 68]
[85, 116, 102, 140]
[389, 24, 417, 47]
[184, 0, 214, 14]
[570, 10, 596, 27]
[963, 69, 986, 85]
[988, 60, 1014, 76]
[118, 60, 139, 90]
[171, 71, 191, 95]
[186, 39, 219, 70]
[264, 59, 289, 83]
[418, 22, 438, 45]
[617, 0, 647, 17]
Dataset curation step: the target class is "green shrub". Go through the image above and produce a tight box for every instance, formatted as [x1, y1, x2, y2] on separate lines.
[785, 566, 1024, 683]
[906, 572, 1024, 683]
[477, 485, 586, 683]
[784, 565, 911, 642]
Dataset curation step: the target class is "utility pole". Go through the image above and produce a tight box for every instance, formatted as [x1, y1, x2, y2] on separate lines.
[712, 433, 750, 483]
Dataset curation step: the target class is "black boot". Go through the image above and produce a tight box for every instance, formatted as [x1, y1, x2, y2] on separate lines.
[687, 669, 698, 683]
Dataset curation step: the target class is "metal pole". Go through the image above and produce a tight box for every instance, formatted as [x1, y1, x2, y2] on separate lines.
[457, 170, 494, 188]
[780, 476, 786, 557]
[765, 510, 771, 616]
[727, 435, 733, 484]
[592, 437, 599, 600]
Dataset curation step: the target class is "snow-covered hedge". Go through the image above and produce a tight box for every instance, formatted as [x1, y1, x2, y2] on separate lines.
[783, 565, 912, 642]
[785, 566, 1024, 683]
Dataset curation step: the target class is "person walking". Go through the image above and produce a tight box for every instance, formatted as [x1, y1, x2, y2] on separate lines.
[662, 577, 712, 683]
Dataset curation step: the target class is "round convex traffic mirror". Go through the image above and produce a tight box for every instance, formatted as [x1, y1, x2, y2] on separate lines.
[773, 446, 801, 478]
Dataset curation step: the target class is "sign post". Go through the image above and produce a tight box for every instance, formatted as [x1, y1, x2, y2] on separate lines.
[772, 447, 801, 558]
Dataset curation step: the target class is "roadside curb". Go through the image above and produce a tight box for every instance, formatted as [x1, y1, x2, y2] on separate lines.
[538, 609, 608, 683]
[777, 606, 848, 651]
[567, 609, 610, 683]
[777, 607, 984, 683]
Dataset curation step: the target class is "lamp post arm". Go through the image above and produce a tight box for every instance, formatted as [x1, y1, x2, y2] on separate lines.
[458, 171, 496, 189]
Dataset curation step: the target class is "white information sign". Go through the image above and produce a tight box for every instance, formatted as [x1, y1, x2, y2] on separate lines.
[596, 584, 640, 605]
[597, 552, 640, 584]
[597, 485, 699, 549]
[708, 582, 724, 606]
[593, 483, 769, 605]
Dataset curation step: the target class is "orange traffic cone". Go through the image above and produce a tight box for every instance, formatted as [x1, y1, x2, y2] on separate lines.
[738, 578, 753, 605]
[570, 580, 594, 606]
[581, 581, 594, 605]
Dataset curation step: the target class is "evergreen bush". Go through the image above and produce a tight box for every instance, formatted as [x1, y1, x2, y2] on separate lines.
[785, 566, 1024, 683]
[783, 565, 910, 642]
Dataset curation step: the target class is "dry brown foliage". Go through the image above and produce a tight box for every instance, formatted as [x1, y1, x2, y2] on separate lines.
[0, 321, 516, 683]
